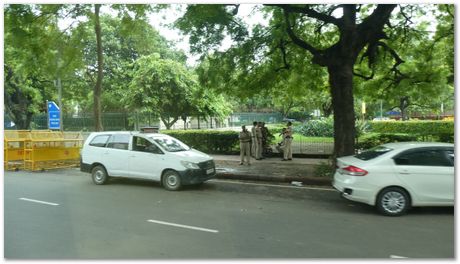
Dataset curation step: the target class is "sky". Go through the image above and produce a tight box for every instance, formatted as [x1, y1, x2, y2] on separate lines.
[147, 4, 268, 66]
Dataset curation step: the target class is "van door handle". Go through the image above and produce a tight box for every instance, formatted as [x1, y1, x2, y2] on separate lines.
[399, 170, 410, 175]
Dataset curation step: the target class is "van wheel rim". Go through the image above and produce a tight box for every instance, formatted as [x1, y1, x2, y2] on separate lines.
[167, 175, 178, 186]
[382, 191, 405, 213]
[95, 170, 104, 181]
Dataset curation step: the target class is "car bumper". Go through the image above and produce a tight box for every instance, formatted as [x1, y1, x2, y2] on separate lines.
[333, 175, 376, 206]
[178, 167, 216, 185]
[80, 162, 91, 173]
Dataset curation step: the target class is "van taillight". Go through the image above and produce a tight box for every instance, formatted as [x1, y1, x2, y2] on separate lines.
[340, 165, 368, 176]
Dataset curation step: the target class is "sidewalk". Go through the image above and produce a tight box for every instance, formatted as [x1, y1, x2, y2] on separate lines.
[211, 155, 332, 186]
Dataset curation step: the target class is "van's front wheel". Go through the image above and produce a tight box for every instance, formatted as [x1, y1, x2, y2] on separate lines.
[92, 165, 108, 185]
[162, 170, 182, 191]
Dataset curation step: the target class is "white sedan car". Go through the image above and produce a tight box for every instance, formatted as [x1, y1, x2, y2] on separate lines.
[333, 142, 454, 216]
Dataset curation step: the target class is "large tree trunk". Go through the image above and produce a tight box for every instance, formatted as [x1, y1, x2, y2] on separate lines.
[328, 63, 356, 158]
[93, 4, 104, 131]
[400, 96, 410, 121]
[161, 116, 179, 130]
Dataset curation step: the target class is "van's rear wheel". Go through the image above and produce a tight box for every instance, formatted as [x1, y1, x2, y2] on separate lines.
[162, 170, 182, 191]
[92, 165, 108, 185]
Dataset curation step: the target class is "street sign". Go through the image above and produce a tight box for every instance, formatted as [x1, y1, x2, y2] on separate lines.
[47, 101, 61, 130]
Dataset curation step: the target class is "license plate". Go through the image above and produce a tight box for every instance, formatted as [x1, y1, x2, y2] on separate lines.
[206, 168, 215, 174]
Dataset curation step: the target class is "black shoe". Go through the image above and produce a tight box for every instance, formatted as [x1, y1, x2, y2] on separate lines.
[288, 158, 292, 160]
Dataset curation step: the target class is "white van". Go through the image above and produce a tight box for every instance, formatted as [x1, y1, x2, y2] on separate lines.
[80, 131, 216, 191]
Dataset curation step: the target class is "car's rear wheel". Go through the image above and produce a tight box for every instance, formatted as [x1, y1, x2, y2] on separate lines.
[376, 187, 410, 216]
[92, 165, 109, 185]
[162, 170, 182, 191]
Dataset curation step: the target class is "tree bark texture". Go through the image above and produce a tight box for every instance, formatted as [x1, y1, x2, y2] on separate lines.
[93, 4, 104, 131]
[278, 4, 396, 157]
[328, 64, 356, 158]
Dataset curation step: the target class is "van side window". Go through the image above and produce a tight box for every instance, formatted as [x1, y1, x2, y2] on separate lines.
[89, 135, 110, 147]
[107, 134, 130, 150]
[133, 136, 163, 154]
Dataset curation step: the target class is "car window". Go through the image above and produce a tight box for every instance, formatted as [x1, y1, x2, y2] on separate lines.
[89, 135, 110, 147]
[132, 136, 163, 154]
[355, 146, 393, 161]
[107, 134, 130, 150]
[394, 149, 452, 167]
[151, 136, 190, 152]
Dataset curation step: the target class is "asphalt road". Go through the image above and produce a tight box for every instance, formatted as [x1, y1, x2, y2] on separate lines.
[4, 169, 454, 259]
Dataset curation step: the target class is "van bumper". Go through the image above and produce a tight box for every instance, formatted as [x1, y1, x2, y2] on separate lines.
[80, 162, 91, 173]
[178, 168, 216, 185]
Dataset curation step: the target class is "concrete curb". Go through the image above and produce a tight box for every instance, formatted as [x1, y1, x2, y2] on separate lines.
[215, 172, 332, 186]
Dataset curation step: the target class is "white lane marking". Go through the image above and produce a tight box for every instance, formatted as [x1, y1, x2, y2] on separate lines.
[390, 255, 408, 258]
[19, 198, 59, 206]
[147, 219, 219, 233]
[209, 179, 335, 191]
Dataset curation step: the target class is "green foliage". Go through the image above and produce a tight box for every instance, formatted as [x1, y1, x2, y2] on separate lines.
[369, 120, 454, 135]
[313, 161, 334, 178]
[295, 118, 334, 137]
[162, 130, 239, 154]
[356, 133, 418, 150]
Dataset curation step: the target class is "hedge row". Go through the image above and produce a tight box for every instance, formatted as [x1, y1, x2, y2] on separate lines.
[356, 133, 418, 150]
[162, 130, 239, 154]
[370, 120, 454, 135]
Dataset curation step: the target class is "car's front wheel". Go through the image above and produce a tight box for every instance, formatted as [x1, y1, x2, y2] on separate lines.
[162, 170, 182, 191]
[376, 187, 411, 216]
[91, 165, 109, 185]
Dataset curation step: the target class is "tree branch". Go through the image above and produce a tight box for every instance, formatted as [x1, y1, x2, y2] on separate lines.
[282, 11, 323, 60]
[267, 4, 342, 27]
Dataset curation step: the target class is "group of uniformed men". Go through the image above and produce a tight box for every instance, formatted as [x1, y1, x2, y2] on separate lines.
[238, 121, 293, 165]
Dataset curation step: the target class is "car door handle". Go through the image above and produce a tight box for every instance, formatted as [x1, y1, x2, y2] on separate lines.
[399, 171, 410, 175]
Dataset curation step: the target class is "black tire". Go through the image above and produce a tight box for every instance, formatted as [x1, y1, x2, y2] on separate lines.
[376, 187, 411, 216]
[91, 165, 109, 185]
[162, 170, 182, 191]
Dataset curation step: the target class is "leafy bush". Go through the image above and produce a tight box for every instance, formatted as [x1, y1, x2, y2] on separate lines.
[370, 120, 453, 135]
[356, 133, 418, 150]
[295, 117, 369, 138]
[295, 118, 334, 137]
[313, 161, 335, 178]
[162, 130, 239, 154]
[369, 120, 454, 143]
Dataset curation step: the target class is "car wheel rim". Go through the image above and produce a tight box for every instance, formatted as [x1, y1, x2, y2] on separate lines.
[381, 191, 406, 213]
[95, 170, 104, 182]
[167, 175, 178, 186]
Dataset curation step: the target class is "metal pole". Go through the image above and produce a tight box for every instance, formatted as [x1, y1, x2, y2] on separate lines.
[57, 77, 63, 131]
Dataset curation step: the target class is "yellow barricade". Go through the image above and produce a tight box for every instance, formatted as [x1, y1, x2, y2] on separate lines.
[24, 131, 83, 171]
[4, 130, 83, 171]
[4, 130, 30, 170]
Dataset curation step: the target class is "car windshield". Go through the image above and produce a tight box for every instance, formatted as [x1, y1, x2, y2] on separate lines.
[354, 145, 393, 161]
[150, 136, 190, 152]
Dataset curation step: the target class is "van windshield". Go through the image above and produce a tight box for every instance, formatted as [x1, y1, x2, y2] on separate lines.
[150, 136, 191, 152]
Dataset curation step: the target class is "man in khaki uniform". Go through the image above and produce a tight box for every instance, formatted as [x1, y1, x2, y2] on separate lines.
[239, 125, 252, 165]
[251, 121, 258, 158]
[282, 121, 293, 161]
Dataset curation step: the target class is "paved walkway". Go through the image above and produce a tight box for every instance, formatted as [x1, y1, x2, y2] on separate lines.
[211, 155, 332, 186]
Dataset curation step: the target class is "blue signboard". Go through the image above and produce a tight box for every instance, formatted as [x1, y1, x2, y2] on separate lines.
[47, 101, 61, 130]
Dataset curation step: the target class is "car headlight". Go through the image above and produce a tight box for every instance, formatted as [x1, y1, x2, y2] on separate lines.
[181, 161, 200, 169]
